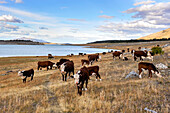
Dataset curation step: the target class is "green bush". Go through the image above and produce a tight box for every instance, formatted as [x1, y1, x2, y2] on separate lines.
[151, 47, 164, 55]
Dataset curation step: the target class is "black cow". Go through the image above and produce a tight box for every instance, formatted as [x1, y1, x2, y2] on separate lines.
[18, 69, 34, 83]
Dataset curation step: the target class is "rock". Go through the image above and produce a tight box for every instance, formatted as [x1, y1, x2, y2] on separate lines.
[156, 63, 168, 69]
[125, 71, 139, 79]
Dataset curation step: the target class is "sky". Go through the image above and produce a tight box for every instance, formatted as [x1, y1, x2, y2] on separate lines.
[0, 0, 170, 44]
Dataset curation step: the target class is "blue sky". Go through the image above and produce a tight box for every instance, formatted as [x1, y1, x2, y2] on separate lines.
[0, 0, 170, 43]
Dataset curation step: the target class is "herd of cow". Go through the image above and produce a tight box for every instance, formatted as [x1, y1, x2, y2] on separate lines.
[18, 47, 162, 95]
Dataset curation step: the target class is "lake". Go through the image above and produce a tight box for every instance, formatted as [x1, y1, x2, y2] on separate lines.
[0, 45, 112, 57]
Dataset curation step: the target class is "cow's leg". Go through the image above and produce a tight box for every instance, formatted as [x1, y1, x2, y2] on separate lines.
[47, 66, 49, 71]
[139, 68, 142, 79]
[62, 74, 64, 81]
[81, 81, 85, 90]
[31, 74, 34, 81]
[23, 76, 27, 83]
[97, 72, 102, 81]
[113, 56, 115, 61]
[119, 56, 120, 59]
[85, 79, 88, 91]
[50, 65, 52, 69]
[37, 66, 40, 70]
[65, 72, 68, 81]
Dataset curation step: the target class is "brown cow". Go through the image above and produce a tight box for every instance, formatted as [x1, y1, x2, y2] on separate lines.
[134, 51, 153, 61]
[18, 69, 34, 83]
[38, 61, 55, 71]
[87, 66, 101, 81]
[112, 51, 123, 60]
[60, 61, 74, 81]
[88, 54, 101, 65]
[81, 59, 90, 66]
[73, 66, 89, 95]
[138, 62, 162, 78]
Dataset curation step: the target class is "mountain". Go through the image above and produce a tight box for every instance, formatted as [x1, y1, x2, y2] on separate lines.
[138, 28, 170, 40]
[16, 37, 49, 43]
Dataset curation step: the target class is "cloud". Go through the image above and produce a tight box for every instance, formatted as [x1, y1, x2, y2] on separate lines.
[0, 0, 7, 4]
[97, 1, 170, 40]
[123, 2, 170, 25]
[3, 24, 19, 30]
[0, 15, 24, 23]
[134, 0, 155, 6]
[0, 6, 53, 21]
[60, 7, 68, 9]
[39, 27, 48, 30]
[15, 0, 23, 3]
[98, 15, 114, 19]
[67, 18, 85, 22]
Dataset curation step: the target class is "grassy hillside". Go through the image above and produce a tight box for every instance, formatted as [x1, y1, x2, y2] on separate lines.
[138, 28, 170, 40]
[0, 41, 169, 112]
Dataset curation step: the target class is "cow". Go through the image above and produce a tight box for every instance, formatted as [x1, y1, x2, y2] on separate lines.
[81, 59, 90, 66]
[88, 54, 101, 65]
[60, 61, 74, 81]
[134, 51, 153, 61]
[87, 66, 101, 81]
[48, 54, 54, 59]
[138, 62, 162, 78]
[73, 66, 89, 95]
[79, 53, 84, 56]
[38, 61, 55, 71]
[112, 51, 123, 60]
[18, 69, 34, 83]
[56, 58, 70, 69]
[102, 52, 106, 55]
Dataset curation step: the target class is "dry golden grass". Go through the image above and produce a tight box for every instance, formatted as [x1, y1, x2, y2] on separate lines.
[0, 41, 169, 113]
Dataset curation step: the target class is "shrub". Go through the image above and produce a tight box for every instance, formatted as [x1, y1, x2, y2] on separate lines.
[151, 47, 164, 55]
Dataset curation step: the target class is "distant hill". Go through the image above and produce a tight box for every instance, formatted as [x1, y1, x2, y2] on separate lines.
[16, 37, 49, 43]
[0, 40, 44, 45]
[138, 28, 170, 40]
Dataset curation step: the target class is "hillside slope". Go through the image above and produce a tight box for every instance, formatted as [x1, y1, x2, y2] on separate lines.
[138, 28, 170, 40]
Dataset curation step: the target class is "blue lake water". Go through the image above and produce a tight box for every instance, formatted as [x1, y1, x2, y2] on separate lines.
[0, 45, 112, 57]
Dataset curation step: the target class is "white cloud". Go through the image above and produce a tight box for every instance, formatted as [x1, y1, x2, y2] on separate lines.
[134, 0, 155, 6]
[3, 24, 19, 30]
[67, 18, 86, 22]
[0, 5, 53, 21]
[98, 15, 114, 19]
[15, 0, 23, 3]
[97, 1, 170, 40]
[0, 0, 7, 4]
[0, 15, 24, 23]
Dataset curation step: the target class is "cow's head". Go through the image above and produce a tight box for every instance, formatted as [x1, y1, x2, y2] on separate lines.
[155, 70, 162, 78]
[73, 70, 82, 85]
[60, 63, 66, 73]
[18, 71, 24, 79]
[151, 70, 162, 78]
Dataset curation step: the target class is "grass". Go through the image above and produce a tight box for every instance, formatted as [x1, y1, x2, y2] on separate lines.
[0, 41, 169, 113]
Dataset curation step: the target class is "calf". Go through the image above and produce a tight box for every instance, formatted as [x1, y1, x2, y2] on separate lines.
[138, 62, 162, 78]
[38, 61, 55, 71]
[81, 59, 90, 66]
[60, 61, 74, 81]
[88, 54, 101, 65]
[56, 58, 70, 69]
[112, 51, 123, 60]
[87, 66, 101, 81]
[73, 66, 89, 95]
[18, 69, 34, 83]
